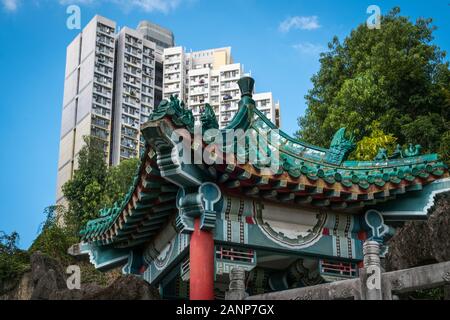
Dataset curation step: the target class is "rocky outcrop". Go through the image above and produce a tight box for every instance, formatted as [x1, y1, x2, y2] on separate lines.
[1, 252, 159, 300]
[386, 192, 450, 271]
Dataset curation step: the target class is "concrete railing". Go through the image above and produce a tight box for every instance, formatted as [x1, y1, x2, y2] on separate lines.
[226, 241, 450, 300]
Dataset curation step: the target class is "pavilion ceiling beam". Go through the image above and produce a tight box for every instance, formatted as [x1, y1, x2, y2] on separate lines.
[331, 202, 348, 210]
[374, 190, 390, 199]
[278, 193, 295, 202]
[225, 164, 236, 173]
[261, 190, 277, 199]
[346, 201, 364, 209]
[238, 170, 252, 180]
[243, 186, 259, 196]
[390, 186, 406, 195]
[295, 195, 313, 204]
[406, 183, 423, 192]
[143, 180, 162, 189]
[358, 193, 374, 201]
[225, 180, 241, 189]
[289, 183, 305, 192]
[256, 176, 269, 186]
[138, 191, 160, 202]
[342, 192, 358, 201]
[219, 173, 230, 183]
[158, 194, 177, 203]
[274, 180, 288, 189]
[161, 185, 179, 193]
[324, 190, 341, 198]
[311, 199, 330, 207]
[207, 166, 217, 178]
[306, 186, 323, 195]
[152, 202, 177, 213]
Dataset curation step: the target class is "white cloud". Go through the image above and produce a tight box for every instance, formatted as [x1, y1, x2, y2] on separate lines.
[59, 0, 95, 4]
[2, 0, 19, 11]
[292, 42, 325, 55]
[279, 16, 320, 32]
[120, 0, 182, 13]
[58, 0, 182, 13]
[4, 0, 184, 13]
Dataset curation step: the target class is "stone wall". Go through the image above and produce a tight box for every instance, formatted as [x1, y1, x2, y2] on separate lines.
[1, 252, 160, 300]
[386, 192, 450, 271]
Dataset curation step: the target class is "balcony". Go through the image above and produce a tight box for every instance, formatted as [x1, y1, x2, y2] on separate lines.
[97, 24, 114, 36]
[125, 46, 142, 58]
[92, 105, 111, 118]
[94, 77, 112, 87]
[222, 94, 234, 101]
[120, 149, 137, 159]
[96, 36, 114, 48]
[96, 56, 113, 67]
[142, 57, 154, 67]
[121, 127, 138, 139]
[92, 116, 109, 129]
[94, 85, 112, 97]
[190, 89, 208, 96]
[96, 44, 114, 57]
[95, 65, 113, 77]
[91, 127, 109, 141]
[165, 67, 181, 74]
[121, 139, 137, 150]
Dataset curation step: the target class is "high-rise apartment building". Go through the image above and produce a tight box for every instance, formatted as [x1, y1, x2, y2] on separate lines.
[163, 46, 281, 127]
[56, 15, 173, 203]
[57, 16, 116, 203]
[56, 15, 281, 204]
[111, 27, 156, 165]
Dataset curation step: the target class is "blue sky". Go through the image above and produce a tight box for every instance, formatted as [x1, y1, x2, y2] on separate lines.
[0, 0, 449, 249]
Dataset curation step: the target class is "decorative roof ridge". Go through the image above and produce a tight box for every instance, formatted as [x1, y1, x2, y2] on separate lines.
[144, 76, 446, 170]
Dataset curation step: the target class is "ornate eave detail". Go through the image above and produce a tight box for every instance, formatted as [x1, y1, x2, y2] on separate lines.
[79, 76, 448, 248]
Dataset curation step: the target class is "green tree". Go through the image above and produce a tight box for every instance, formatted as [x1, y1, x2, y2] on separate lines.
[104, 157, 140, 206]
[0, 231, 30, 283]
[296, 7, 450, 159]
[29, 206, 78, 264]
[351, 122, 397, 160]
[62, 136, 141, 232]
[62, 136, 109, 231]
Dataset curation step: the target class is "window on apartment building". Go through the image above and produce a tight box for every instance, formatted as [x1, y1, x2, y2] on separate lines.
[155, 62, 163, 87]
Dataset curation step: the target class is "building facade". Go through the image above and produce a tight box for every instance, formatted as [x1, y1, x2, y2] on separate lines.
[111, 27, 157, 166]
[163, 46, 281, 127]
[57, 15, 117, 203]
[56, 16, 281, 204]
[56, 15, 173, 203]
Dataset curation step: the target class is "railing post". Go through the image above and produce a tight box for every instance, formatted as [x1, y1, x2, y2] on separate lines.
[444, 285, 450, 300]
[362, 241, 383, 300]
[225, 267, 248, 300]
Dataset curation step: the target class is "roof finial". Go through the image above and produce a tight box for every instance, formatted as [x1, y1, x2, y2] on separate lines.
[237, 76, 255, 98]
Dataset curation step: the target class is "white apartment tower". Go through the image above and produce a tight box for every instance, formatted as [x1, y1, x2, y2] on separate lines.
[57, 16, 116, 203]
[163, 47, 280, 128]
[56, 15, 173, 203]
[111, 27, 156, 165]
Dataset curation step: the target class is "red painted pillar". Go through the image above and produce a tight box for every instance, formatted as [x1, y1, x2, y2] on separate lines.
[190, 218, 215, 300]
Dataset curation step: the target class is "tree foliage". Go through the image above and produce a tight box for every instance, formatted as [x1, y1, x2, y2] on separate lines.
[62, 136, 140, 232]
[296, 7, 450, 160]
[29, 206, 78, 264]
[104, 157, 140, 205]
[62, 136, 108, 230]
[352, 122, 397, 161]
[0, 231, 30, 284]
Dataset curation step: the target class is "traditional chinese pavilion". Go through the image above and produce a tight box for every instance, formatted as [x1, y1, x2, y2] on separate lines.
[73, 77, 449, 300]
